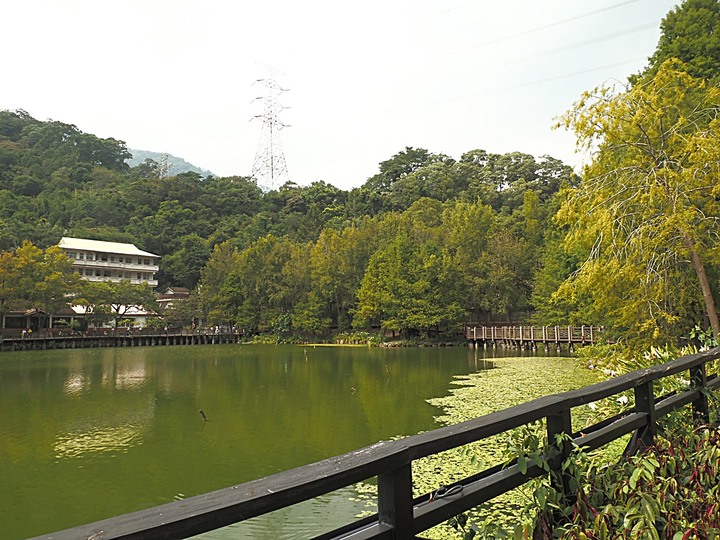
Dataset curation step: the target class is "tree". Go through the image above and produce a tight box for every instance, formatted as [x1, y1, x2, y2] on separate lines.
[197, 241, 241, 325]
[160, 234, 209, 289]
[1, 242, 81, 329]
[363, 147, 452, 192]
[0, 249, 17, 316]
[80, 280, 157, 328]
[354, 232, 464, 336]
[480, 230, 534, 322]
[303, 222, 380, 332]
[219, 235, 307, 333]
[557, 59, 720, 343]
[530, 233, 581, 325]
[640, 0, 720, 82]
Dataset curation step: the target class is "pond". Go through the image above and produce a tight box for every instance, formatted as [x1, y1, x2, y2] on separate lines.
[0, 344, 596, 539]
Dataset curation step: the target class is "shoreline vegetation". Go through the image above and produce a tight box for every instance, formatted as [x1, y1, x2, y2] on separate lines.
[241, 330, 467, 347]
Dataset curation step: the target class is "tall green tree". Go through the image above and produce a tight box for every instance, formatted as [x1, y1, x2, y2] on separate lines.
[363, 147, 452, 193]
[354, 232, 464, 336]
[442, 199, 495, 321]
[301, 224, 378, 332]
[640, 0, 720, 82]
[219, 235, 308, 333]
[481, 230, 534, 322]
[160, 233, 209, 289]
[197, 241, 241, 325]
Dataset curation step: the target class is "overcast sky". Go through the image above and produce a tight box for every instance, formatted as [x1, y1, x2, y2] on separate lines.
[3, 0, 679, 190]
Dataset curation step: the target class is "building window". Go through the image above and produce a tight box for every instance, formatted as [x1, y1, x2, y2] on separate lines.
[110, 256, 116, 262]
[67, 252, 76, 259]
[88, 253, 95, 261]
[137, 273, 142, 280]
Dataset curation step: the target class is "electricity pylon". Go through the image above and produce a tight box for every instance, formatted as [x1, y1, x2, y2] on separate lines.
[158, 152, 170, 179]
[251, 74, 290, 191]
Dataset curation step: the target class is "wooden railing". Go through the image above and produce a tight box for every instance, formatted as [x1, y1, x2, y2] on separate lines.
[35, 347, 720, 540]
[0, 331, 241, 352]
[465, 325, 601, 345]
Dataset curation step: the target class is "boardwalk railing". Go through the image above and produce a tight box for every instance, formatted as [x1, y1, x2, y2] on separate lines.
[0, 331, 241, 352]
[36, 347, 720, 540]
[465, 325, 601, 347]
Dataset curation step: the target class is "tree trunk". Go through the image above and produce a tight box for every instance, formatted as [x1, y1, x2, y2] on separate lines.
[684, 234, 720, 337]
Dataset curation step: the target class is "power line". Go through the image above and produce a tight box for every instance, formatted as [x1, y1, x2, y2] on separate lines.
[434, 0, 642, 59]
[421, 57, 644, 108]
[408, 20, 658, 98]
[429, 20, 659, 83]
[505, 21, 658, 66]
[425, 0, 552, 23]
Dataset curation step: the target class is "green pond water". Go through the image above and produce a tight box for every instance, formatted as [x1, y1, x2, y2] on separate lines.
[0, 344, 598, 539]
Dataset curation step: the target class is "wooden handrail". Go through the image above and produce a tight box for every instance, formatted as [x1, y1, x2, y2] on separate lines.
[35, 347, 720, 540]
[464, 325, 603, 346]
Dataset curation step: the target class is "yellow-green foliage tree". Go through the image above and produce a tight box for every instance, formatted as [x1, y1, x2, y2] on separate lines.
[196, 241, 241, 325]
[0, 241, 80, 327]
[557, 59, 720, 344]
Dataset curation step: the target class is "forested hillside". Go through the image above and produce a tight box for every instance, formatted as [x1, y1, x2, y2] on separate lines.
[1, 0, 719, 346]
[0, 108, 577, 336]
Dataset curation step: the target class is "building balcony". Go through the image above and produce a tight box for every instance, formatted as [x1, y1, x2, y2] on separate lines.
[79, 275, 158, 287]
[71, 260, 159, 272]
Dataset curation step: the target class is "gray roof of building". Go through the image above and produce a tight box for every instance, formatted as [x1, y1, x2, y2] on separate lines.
[58, 237, 159, 258]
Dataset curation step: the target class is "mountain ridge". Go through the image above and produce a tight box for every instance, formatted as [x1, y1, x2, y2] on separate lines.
[127, 149, 215, 177]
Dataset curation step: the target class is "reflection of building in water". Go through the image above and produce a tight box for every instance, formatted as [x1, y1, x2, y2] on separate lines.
[63, 362, 148, 395]
[63, 372, 89, 396]
[56, 358, 154, 459]
[53, 396, 155, 460]
[103, 362, 148, 390]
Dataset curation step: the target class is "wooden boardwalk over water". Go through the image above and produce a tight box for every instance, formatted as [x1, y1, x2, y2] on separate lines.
[465, 325, 601, 349]
[0, 331, 241, 352]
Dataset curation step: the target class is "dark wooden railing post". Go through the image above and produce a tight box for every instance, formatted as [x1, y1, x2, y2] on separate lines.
[378, 461, 414, 539]
[546, 408, 573, 498]
[690, 364, 709, 424]
[633, 381, 656, 451]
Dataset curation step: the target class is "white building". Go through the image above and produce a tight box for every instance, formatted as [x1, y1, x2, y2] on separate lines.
[58, 237, 160, 288]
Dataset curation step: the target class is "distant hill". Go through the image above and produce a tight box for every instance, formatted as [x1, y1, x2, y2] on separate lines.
[127, 149, 215, 178]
